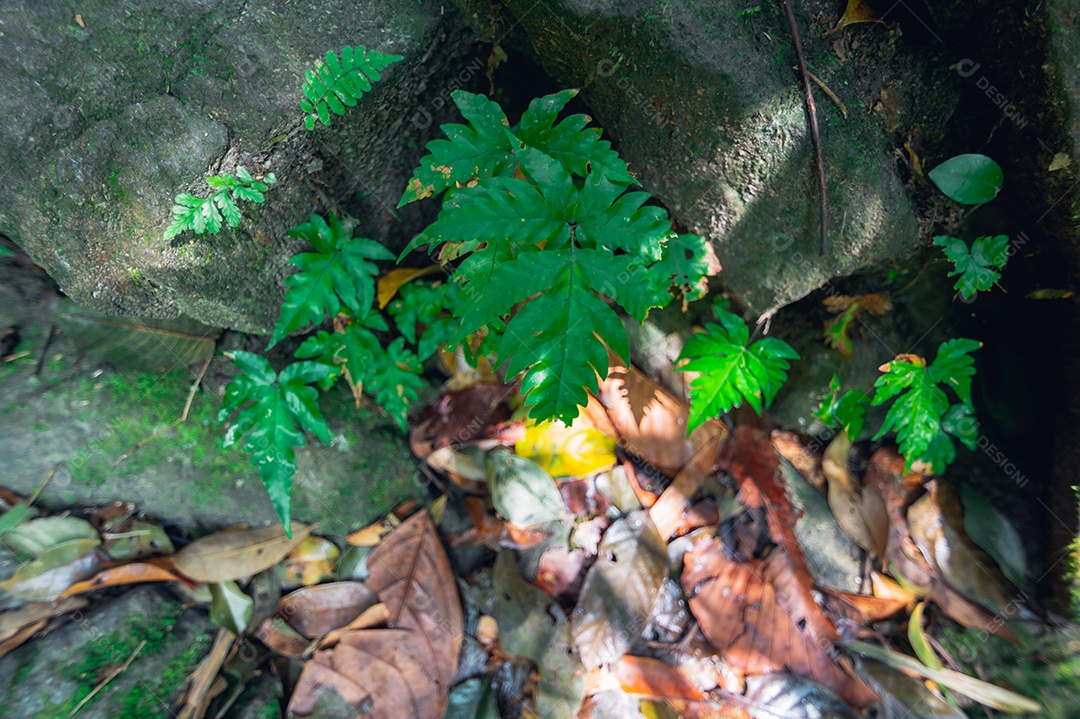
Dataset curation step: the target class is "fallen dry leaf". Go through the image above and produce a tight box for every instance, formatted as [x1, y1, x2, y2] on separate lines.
[170, 523, 312, 583]
[0, 618, 47, 659]
[823, 432, 887, 556]
[278, 582, 379, 639]
[256, 616, 311, 658]
[823, 0, 885, 38]
[683, 536, 878, 709]
[365, 511, 462, 695]
[515, 418, 617, 479]
[0, 596, 87, 644]
[613, 655, 704, 701]
[319, 603, 392, 648]
[649, 428, 726, 540]
[376, 265, 442, 309]
[58, 562, 182, 598]
[279, 535, 340, 587]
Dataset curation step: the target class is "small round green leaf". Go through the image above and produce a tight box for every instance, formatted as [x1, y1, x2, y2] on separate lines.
[928, 154, 1003, 205]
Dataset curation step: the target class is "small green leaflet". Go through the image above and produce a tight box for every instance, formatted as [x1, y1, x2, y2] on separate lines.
[300, 46, 402, 130]
[814, 374, 869, 440]
[398, 89, 635, 206]
[386, 280, 458, 360]
[871, 338, 981, 472]
[0, 246, 13, 257]
[218, 352, 332, 533]
[933, 235, 1009, 299]
[678, 301, 799, 433]
[648, 234, 712, 304]
[164, 167, 276, 240]
[268, 214, 394, 349]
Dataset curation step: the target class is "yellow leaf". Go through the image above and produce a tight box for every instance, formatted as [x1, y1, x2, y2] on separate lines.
[514, 419, 617, 479]
[376, 266, 441, 309]
[823, 0, 885, 38]
[279, 535, 340, 586]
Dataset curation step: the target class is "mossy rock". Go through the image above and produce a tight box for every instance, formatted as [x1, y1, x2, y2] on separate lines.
[0, 587, 212, 719]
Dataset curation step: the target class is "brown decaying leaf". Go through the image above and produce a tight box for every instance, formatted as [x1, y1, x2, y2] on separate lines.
[170, 523, 312, 583]
[319, 603, 393, 649]
[613, 655, 704, 701]
[907, 480, 1013, 615]
[596, 353, 729, 479]
[361, 511, 462, 695]
[257, 616, 311, 658]
[771, 430, 827, 492]
[0, 619, 48, 659]
[650, 428, 726, 541]
[571, 511, 668, 669]
[823, 0, 885, 38]
[409, 383, 522, 459]
[823, 432, 887, 556]
[720, 427, 842, 644]
[864, 449, 936, 590]
[0, 597, 87, 646]
[278, 582, 379, 639]
[58, 562, 182, 598]
[682, 536, 878, 709]
[288, 512, 461, 719]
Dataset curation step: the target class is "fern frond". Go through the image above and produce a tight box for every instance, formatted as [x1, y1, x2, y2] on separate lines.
[300, 46, 402, 130]
[163, 168, 276, 240]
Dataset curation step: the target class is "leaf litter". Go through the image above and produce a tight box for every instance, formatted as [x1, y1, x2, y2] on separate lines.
[0, 356, 1053, 719]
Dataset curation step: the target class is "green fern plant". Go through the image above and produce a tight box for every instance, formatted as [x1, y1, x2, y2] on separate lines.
[933, 234, 1009, 300]
[164, 167, 276, 240]
[218, 352, 332, 531]
[871, 338, 981, 472]
[301, 46, 403, 130]
[677, 299, 799, 433]
[400, 89, 711, 424]
[814, 374, 869, 440]
[220, 213, 458, 526]
[815, 340, 980, 472]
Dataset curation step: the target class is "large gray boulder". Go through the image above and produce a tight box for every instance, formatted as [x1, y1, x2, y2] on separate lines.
[0, 0, 483, 333]
[495, 0, 957, 314]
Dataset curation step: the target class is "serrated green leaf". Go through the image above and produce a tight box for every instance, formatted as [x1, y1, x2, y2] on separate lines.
[300, 46, 402, 130]
[934, 235, 1009, 299]
[929, 338, 980, 407]
[928, 154, 1004, 205]
[399, 88, 636, 208]
[497, 261, 628, 424]
[678, 308, 799, 433]
[218, 352, 332, 530]
[871, 339, 980, 471]
[269, 214, 394, 349]
[216, 193, 242, 227]
[649, 233, 712, 303]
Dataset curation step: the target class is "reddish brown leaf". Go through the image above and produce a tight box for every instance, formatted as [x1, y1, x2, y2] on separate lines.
[771, 430, 827, 492]
[614, 655, 704, 701]
[256, 616, 310, 658]
[58, 562, 182, 598]
[365, 511, 462, 695]
[287, 661, 368, 716]
[719, 427, 840, 644]
[408, 383, 521, 459]
[278, 582, 379, 639]
[649, 429, 726, 541]
[682, 536, 878, 709]
[864, 448, 936, 590]
[596, 355, 727, 479]
[332, 631, 443, 718]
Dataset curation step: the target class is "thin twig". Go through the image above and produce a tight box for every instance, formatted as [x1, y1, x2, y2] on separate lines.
[66, 639, 147, 718]
[781, 0, 829, 257]
[112, 355, 213, 468]
[805, 69, 848, 119]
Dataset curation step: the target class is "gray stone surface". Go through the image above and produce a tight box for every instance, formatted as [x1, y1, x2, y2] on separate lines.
[0, 587, 213, 719]
[0, 0, 484, 332]
[495, 0, 956, 315]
